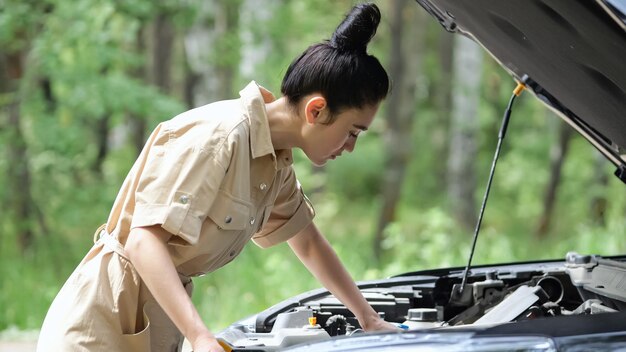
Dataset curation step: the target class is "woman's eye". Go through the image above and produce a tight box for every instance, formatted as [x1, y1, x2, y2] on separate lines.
[349, 131, 359, 138]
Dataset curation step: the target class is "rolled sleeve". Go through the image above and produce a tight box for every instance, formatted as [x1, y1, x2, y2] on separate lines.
[131, 194, 203, 246]
[252, 168, 315, 248]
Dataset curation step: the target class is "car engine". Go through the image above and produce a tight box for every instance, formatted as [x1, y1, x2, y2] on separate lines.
[217, 252, 626, 351]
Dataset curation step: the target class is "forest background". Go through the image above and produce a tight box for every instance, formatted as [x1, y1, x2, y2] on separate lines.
[1, 0, 625, 339]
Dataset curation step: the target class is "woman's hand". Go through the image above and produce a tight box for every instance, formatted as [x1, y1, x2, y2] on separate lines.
[360, 315, 402, 332]
[191, 334, 226, 352]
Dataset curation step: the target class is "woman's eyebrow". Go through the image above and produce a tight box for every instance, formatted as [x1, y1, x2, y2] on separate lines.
[353, 124, 368, 131]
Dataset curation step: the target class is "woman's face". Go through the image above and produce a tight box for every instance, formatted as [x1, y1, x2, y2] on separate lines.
[302, 104, 379, 166]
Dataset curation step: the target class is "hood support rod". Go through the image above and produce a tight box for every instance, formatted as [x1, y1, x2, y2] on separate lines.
[458, 82, 526, 294]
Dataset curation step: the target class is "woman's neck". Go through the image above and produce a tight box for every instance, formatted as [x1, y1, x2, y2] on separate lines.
[265, 97, 303, 151]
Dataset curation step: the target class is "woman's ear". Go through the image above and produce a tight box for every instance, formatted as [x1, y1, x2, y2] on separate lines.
[304, 96, 327, 124]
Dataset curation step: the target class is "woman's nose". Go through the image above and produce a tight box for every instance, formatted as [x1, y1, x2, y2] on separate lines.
[344, 137, 357, 153]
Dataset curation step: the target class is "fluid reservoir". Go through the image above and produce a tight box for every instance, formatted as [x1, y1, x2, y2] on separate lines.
[401, 308, 440, 330]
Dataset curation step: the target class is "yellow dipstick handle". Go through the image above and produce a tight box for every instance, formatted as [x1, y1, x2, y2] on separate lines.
[309, 316, 317, 326]
[217, 338, 233, 352]
[513, 81, 526, 96]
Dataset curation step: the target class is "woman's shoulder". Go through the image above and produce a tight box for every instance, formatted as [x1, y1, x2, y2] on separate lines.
[160, 99, 251, 155]
[171, 99, 246, 129]
[165, 99, 249, 135]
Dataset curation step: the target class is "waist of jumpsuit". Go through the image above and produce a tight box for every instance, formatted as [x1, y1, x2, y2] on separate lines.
[96, 225, 192, 287]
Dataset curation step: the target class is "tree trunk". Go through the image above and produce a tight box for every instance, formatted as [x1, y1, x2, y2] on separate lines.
[133, 13, 175, 154]
[130, 13, 177, 156]
[483, 61, 506, 137]
[184, 0, 242, 106]
[183, 1, 215, 107]
[432, 32, 454, 190]
[183, 60, 200, 109]
[1, 50, 37, 251]
[447, 36, 483, 231]
[152, 13, 175, 94]
[92, 114, 110, 176]
[39, 76, 56, 113]
[213, 1, 239, 101]
[127, 25, 148, 155]
[535, 119, 573, 237]
[373, 1, 425, 261]
[589, 151, 609, 226]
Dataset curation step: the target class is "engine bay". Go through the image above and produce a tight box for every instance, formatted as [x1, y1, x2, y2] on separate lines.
[217, 252, 626, 351]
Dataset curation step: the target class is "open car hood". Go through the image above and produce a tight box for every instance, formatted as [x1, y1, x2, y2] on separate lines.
[416, 0, 626, 183]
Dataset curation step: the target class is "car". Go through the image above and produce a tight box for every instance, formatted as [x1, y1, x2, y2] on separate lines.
[215, 1, 626, 351]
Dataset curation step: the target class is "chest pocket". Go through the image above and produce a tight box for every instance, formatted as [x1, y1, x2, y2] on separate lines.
[208, 190, 251, 231]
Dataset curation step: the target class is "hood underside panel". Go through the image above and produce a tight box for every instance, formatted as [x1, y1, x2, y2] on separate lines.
[418, 0, 626, 166]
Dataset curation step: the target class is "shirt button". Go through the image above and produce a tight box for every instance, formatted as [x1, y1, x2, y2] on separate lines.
[250, 217, 255, 225]
[179, 195, 189, 204]
[229, 251, 235, 257]
[259, 183, 267, 191]
[224, 216, 232, 224]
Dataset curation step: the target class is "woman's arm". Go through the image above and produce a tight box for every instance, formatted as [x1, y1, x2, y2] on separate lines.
[287, 223, 398, 332]
[125, 225, 225, 352]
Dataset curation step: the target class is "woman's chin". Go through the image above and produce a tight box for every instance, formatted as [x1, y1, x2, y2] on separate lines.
[303, 150, 330, 167]
[311, 158, 328, 167]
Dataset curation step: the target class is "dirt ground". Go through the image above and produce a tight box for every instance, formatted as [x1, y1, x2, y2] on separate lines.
[0, 329, 37, 352]
[0, 335, 193, 352]
[0, 341, 37, 352]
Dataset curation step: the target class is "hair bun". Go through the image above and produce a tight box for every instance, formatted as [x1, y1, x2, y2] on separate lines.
[330, 3, 381, 53]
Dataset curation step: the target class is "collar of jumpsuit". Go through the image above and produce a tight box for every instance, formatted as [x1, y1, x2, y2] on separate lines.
[241, 81, 294, 171]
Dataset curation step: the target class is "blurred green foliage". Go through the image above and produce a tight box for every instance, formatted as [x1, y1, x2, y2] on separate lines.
[1, 0, 624, 334]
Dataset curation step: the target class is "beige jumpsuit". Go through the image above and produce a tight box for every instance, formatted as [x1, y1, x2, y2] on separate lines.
[37, 81, 315, 351]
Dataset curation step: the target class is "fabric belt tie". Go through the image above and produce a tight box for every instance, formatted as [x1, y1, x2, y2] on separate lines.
[92, 223, 192, 285]
[93, 224, 130, 260]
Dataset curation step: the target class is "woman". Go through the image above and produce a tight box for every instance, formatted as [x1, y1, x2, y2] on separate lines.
[37, 3, 394, 351]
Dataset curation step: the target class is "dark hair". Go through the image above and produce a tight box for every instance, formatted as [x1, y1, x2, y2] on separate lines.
[281, 3, 389, 121]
